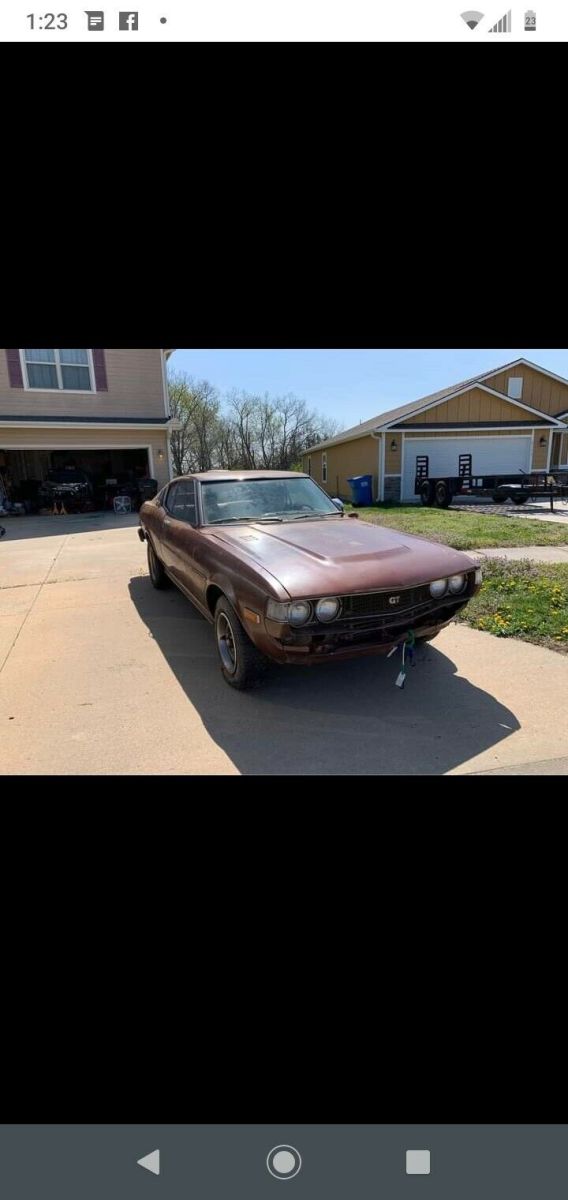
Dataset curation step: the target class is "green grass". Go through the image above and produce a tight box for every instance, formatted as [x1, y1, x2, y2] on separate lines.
[455, 560, 568, 654]
[350, 505, 568, 550]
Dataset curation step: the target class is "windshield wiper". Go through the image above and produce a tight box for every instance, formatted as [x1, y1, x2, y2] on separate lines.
[289, 512, 342, 521]
[208, 516, 283, 525]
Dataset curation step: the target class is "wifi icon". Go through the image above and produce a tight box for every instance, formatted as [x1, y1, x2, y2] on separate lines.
[461, 9, 484, 25]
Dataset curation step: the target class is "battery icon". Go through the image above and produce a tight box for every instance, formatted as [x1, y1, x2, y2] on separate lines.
[524, 9, 536, 28]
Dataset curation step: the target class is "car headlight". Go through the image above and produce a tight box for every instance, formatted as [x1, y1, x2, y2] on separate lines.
[285, 601, 311, 626]
[266, 599, 313, 626]
[429, 579, 448, 599]
[448, 574, 466, 594]
[315, 597, 341, 623]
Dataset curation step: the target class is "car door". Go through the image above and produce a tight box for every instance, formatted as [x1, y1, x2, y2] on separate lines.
[161, 479, 203, 598]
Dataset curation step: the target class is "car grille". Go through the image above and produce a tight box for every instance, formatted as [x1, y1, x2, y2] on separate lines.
[340, 586, 431, 620]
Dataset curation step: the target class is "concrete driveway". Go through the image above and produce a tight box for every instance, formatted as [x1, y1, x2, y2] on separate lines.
[1, 513, 568, 776]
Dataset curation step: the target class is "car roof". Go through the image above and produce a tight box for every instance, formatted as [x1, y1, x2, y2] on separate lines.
[171, 471, 309, 483]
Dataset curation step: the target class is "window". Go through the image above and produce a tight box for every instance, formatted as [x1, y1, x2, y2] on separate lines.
[166, 479, 197, 524]
[308, 456, 312, 477]
[22, 349, 94, 391]
[508, 377, 524, 400]
[322, 452, 328, 483]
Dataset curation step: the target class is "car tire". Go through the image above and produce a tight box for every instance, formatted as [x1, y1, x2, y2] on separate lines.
[214, 596, 269, 690]
[147, 541, 170, 589]
[435, 481, 450, 509]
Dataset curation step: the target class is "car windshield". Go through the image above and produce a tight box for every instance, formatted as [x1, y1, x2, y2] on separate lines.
[201, 477, 341, 524]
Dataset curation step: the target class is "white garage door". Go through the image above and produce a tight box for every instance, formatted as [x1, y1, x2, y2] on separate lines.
[402, 436, 533, 501]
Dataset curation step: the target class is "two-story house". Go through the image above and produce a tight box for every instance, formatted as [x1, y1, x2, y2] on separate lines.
[302, 358, 568, 503]
[0, 348, 175, 505]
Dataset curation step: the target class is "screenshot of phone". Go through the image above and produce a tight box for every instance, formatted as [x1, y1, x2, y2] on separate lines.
[0, 1125, 566, 1199]
[1, 0, 565, 38]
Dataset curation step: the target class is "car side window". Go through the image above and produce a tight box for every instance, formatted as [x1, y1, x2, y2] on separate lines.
[166, 480, 197, 526]
[164, 483, 178, 513]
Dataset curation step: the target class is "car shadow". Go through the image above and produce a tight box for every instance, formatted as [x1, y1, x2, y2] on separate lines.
[128, 576, 520, 776]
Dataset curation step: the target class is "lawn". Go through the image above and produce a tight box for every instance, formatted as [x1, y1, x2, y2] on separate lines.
[352, 505, 568, 550]
[455, 560, 568, 654]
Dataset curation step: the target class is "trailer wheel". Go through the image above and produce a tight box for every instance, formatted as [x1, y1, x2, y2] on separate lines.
[420, 481, 434, 507]
[512, 495, 528, 506]
[435, 481, 450, 509]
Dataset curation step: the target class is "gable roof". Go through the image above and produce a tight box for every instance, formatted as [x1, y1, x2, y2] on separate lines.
[306, 358, 568, 453]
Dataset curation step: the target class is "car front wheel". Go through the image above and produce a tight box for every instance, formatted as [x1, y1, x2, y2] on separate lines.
[214, 596, 269, 689]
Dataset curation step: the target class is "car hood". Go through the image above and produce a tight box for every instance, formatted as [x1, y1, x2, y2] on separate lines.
[205, 518, 477, 599]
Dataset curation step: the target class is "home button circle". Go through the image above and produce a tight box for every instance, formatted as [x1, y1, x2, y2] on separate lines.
[267, 1146, 302, 1180]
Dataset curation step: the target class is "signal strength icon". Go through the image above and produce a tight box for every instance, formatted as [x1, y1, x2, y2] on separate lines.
[489, 8, 511, 29]
[461, 9, 484, 26]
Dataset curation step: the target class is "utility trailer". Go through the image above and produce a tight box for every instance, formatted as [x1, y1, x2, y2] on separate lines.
[415, 453, 568, 512]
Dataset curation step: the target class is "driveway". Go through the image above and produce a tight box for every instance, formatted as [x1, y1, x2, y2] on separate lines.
[1, 513, 568, 776]
[450, 496, 568, 525]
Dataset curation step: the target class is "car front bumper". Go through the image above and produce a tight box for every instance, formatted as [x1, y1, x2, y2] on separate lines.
[257, 592, 476, 665]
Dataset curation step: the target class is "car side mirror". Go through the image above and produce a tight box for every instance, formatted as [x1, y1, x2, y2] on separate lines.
[332, 498, 344, 511]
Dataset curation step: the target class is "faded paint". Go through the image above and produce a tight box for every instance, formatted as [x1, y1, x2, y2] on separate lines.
[303, 434, 379, 501]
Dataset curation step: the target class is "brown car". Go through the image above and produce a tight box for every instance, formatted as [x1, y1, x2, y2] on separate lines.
[138, 470, 482, 689]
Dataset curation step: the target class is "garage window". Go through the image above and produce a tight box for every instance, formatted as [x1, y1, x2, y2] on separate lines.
[22, 349, 94, 392]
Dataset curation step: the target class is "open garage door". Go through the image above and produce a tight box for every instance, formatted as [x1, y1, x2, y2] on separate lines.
[3, 447, 151, 513]
[402, 436, 533, 501]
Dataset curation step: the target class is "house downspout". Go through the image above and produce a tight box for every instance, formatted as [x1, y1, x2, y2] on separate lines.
[371, 430, 383, 501]
[161, 350, 174, 481]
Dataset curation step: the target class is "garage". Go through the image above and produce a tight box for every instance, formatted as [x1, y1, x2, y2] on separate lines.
[402, 436, 533, 502]
[0, 446, 155, 514]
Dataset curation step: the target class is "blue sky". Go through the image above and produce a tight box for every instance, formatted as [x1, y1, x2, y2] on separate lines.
[168, 349, 568, 428]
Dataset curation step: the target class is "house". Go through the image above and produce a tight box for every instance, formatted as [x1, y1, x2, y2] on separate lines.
[302, 358, 568, 504]
[0, 349, 176, 507]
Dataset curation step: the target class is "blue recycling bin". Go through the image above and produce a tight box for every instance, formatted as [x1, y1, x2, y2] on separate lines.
[347, 474, 373, 507]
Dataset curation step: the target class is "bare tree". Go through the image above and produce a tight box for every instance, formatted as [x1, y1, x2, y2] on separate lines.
[168, 373, 221, 476]
[218, 390, 342, 472]
[167, 369, 342, 476]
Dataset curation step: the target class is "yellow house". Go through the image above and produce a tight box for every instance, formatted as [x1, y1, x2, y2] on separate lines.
[303, 358, 568, 504]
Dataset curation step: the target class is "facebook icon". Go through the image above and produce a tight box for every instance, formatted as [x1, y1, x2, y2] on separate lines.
[119, 10, 139, 27]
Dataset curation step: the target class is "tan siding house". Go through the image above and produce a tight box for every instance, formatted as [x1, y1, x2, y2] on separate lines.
[303, 358, 568, 504]
[0, 349, 176, 500]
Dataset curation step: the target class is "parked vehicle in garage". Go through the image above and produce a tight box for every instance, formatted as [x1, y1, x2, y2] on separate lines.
[138, 471, 482, 689]
[38, 467, 94, 512]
